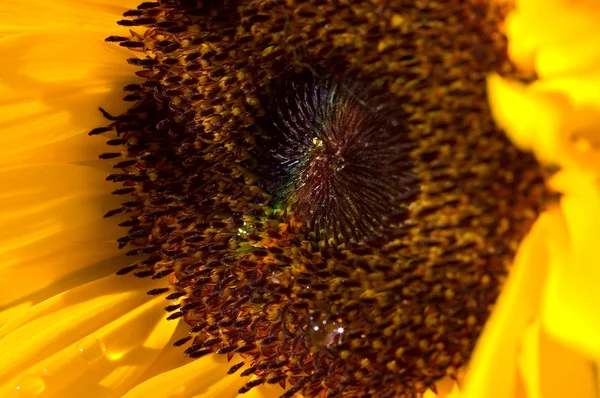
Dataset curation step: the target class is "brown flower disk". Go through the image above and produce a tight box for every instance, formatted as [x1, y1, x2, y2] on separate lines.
[95, 1, 547, 397]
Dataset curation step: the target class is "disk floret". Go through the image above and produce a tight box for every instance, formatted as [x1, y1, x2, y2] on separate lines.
[96, 1, 547, 397]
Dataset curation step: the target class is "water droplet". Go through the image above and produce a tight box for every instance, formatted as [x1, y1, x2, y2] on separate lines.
[77, 337, 106, 362]
[307, 316, 345, 348]
[15, 375, 45, 396]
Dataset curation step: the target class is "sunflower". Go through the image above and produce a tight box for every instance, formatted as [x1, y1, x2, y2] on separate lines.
[0, 0, 598, 398]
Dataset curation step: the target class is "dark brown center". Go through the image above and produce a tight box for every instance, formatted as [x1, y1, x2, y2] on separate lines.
[264, 74, 418, 244]
[94, 1, 548, 397]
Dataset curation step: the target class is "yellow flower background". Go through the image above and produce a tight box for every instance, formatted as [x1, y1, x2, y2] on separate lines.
[0, 0, 598, 397]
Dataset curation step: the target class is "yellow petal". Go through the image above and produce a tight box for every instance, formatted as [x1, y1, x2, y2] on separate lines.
[460, 208, 562, 398]
[488, 73, 600, 172]
[518, 322, 597, 398]
[4, 133, 118, 169]
[0, 273, 178, 398]
[529, 72, 600, 172]
[487, 74, 565, 165]
[517, 323, 540, 398]
[0, 32, 141, 167]
[493, 1, 600, 175]
[122, 354, 248, 398]
[422, 377, 458, 398]
[0, 0, 140, 36]
[506, 0, 600, 76]
[0, 164, 126, 322]
[130, 321, 192, 385]
[0, 303, 32, 333]
[542, 170, 600, 360]
[130, 325, 288, 398]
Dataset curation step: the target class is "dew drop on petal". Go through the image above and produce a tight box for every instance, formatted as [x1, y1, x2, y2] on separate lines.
[77, 337, 106, 362]
[15, 375, 45, 396]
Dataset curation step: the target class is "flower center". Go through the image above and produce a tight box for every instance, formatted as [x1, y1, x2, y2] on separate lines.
[263, 74, 418, 244]
[95, 1, 548, 397]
